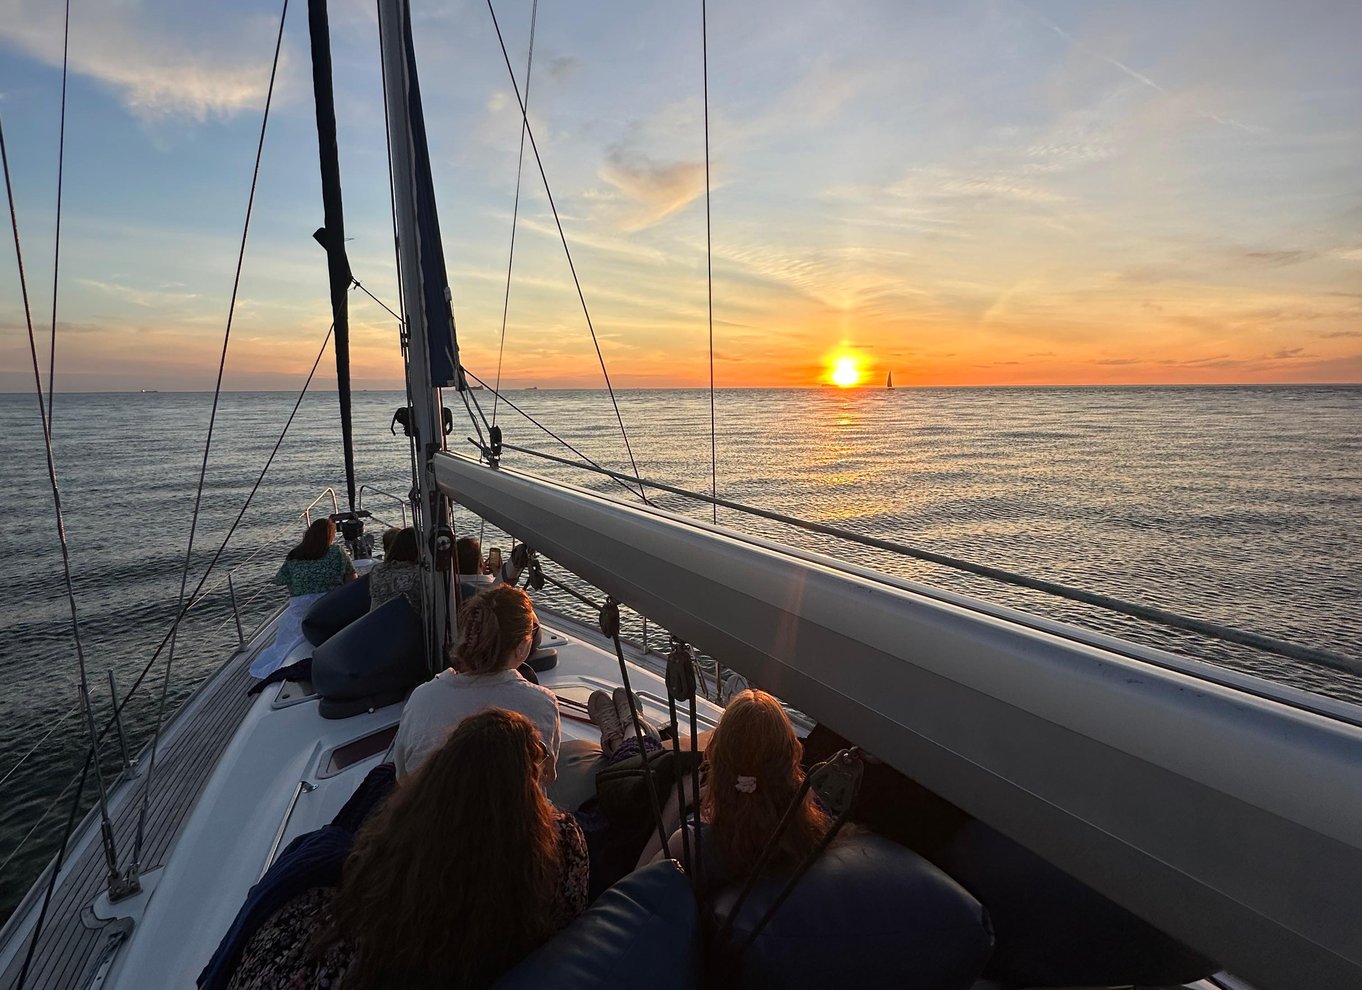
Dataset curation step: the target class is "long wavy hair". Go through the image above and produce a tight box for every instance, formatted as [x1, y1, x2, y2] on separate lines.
[702, 689, 831, 874]
[456, 586, 535, 674]
[322, 709, 562, 990]
[287, 517, 335, 560]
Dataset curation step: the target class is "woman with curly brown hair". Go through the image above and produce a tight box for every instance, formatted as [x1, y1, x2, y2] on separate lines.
[392, 585, 560, 781]
[656, 689, 831, 888]
[225, 708, 588, 990]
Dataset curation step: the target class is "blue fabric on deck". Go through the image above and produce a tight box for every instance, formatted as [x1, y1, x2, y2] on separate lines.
[494, 860, 699, 990]
[195, 763, 395, 990]
[710, 832, 993, 990]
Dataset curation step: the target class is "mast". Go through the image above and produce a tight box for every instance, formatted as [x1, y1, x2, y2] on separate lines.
[307, 0, 357, 515]
[377, 0, 464, 666]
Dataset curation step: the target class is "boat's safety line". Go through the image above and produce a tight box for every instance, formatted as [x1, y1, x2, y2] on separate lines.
[500, 442, 1360, 675]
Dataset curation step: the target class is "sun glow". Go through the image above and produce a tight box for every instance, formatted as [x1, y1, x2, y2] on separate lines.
[830, 356, 862, 388]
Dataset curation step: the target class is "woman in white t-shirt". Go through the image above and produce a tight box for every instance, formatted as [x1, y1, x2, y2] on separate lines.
[393, 586, 560, 782]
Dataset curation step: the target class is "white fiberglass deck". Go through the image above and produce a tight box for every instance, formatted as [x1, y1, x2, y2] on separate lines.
[0, 606, 719, 990]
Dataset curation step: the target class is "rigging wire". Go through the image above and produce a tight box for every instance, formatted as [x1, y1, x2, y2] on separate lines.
[482, 0, 650, 505]
[701, 0, 717, 526]
[497, 442, 1362, 675]
[2, 103, 122, 890]
[461, 368, 647, 503]
[44, 0, 72, 433]
[491, 0, 539, 427]
[102, 322, 335, 745]
[132, 0, 292, 873]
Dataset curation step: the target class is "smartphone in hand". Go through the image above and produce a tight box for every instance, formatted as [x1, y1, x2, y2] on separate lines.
[487, 547, 503, 574]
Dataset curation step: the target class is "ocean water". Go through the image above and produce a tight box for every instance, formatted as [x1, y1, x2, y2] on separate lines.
[1, 385, 1359, 918]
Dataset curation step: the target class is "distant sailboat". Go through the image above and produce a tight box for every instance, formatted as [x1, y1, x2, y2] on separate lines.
[886, 371, 894, 389]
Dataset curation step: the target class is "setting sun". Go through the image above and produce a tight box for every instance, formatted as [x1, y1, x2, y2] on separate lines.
[831, 356, 862, 388]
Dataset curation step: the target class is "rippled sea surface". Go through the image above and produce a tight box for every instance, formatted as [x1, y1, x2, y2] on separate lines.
[1, 385, 1359, 917]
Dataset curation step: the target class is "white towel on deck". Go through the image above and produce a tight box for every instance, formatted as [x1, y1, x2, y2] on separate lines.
[249, 592, 325, 679]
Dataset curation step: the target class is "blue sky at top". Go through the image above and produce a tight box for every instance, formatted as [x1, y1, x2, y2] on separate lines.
[1, 0, 1359, 390]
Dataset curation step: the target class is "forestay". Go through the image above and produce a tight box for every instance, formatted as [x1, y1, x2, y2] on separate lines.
[434, 449, 1362, 990]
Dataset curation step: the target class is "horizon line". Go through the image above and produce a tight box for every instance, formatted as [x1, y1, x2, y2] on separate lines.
[3, 381, 1360, 395]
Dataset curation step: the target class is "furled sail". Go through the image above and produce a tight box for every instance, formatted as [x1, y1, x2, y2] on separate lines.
[398, 5, 463, 390]
[307, 0, 358, 509]
[434, 448, 1362, 990]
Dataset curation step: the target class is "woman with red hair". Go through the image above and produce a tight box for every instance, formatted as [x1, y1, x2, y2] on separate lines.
[658, 689, 831, 887]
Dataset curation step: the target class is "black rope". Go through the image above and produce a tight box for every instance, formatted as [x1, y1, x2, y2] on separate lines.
[14, 750, 91, 990]
[492, 0, 539, 427]
[2, 103, 122, 889]
[498, 442, 1362, 675]
[734, 799, 857, 953]
[716, 749, 861, 951]
[44, 0, 72, 433]
[701, 0, 717, 526]
[600, 598, 672, 860]
[482, 0, 650, 505]
[135, 0, 291, 872]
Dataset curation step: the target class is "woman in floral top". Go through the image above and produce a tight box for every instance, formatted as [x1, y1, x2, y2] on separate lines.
[226, 709, 587, 990]
[367, 527, 421, 613]
[273, 518, 357, 596]
[250, 519, 357, 679]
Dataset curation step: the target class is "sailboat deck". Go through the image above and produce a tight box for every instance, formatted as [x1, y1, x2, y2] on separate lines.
[0, 631, 267, 990]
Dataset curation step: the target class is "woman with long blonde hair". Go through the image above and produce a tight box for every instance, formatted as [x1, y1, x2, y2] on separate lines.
[225, 708, 588, 990]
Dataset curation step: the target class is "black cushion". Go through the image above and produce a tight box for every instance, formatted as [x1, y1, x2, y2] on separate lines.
[310, 597, 426, 715]
[494, 860, 699, 990]
[710, 832, 992, 990]
[939, 820, 1215, 987]
[301, 574, 371, 646]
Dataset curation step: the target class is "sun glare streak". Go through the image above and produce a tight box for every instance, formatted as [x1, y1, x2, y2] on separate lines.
[831, 356, 862, 387]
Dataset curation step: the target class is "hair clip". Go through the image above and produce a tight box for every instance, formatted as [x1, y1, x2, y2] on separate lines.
[735, 775, 757, 794]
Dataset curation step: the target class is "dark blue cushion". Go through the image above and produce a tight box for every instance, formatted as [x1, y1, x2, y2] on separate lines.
[939, 820, 1215, 987]
[311, 596, 426, 708]
[302, 574, 371, 646]
[494, 860, 699, 990]
[710, 832, 992, 990]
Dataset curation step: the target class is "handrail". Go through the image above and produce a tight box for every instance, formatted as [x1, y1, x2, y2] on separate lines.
[299, 487, 340, 525]
[357, 484, 408, 528]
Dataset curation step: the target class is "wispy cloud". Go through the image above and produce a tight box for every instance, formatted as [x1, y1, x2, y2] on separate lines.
[597, 148, 706, 232]
[0, 0, 289, 121]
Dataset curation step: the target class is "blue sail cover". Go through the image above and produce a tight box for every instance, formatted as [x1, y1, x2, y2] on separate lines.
[401, 8, 462, 389]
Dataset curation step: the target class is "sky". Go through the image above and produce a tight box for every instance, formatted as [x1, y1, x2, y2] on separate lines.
[1, 0, 1359, 391]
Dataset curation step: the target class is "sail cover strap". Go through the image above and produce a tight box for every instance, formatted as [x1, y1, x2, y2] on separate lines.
[308, 0, 357, 510]
[400, 3, 464, 389]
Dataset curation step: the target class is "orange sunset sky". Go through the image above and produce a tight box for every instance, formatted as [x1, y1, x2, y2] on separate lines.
[1, 0, 1359, 391]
